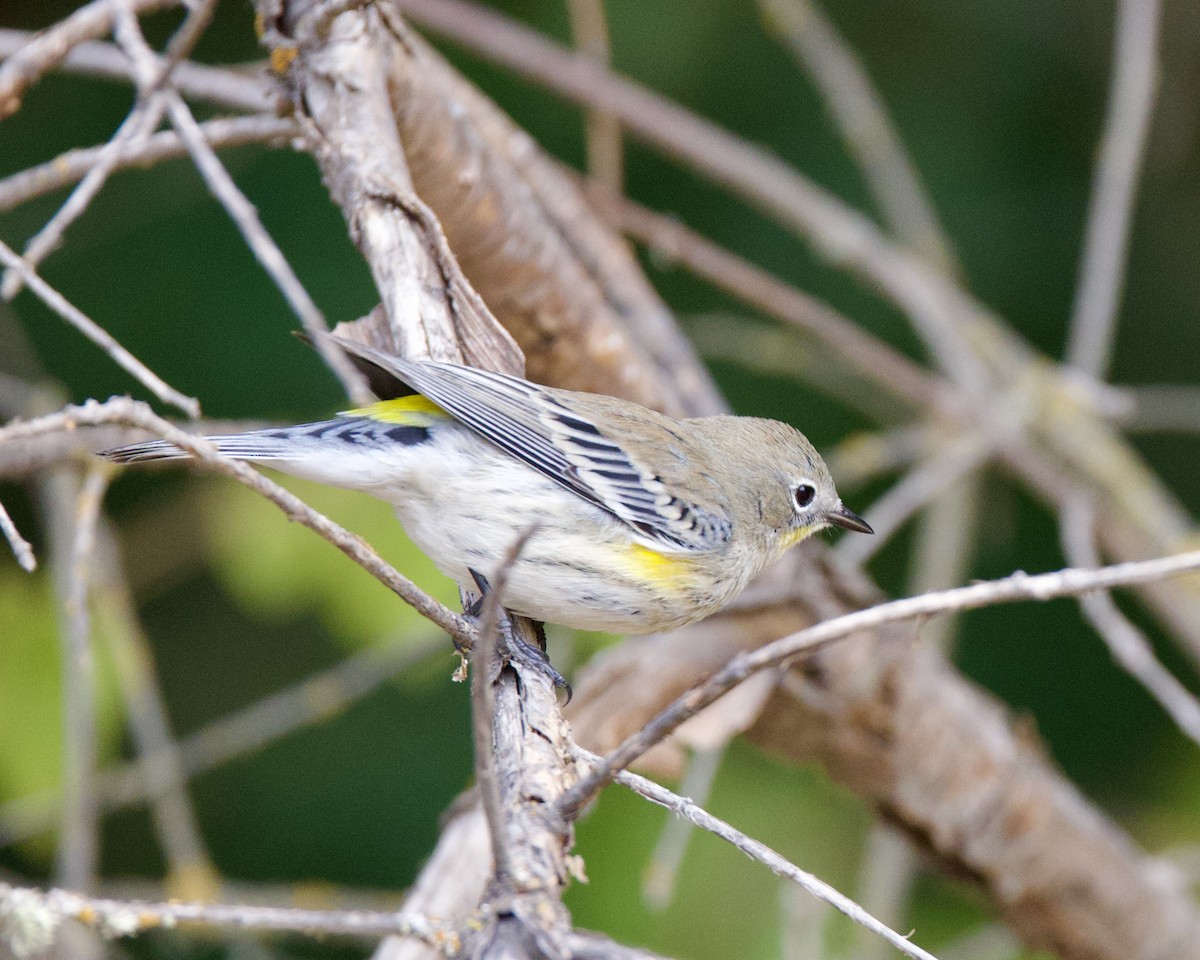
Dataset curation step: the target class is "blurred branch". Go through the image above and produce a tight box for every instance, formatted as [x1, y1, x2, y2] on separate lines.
[1065, 0, 1162, 378]
[834, 434, 987, 568]
[593, 751, 940, 960]
[0, 882, 460, 957]
[641, 746, 722, 911]
[758, 0, 959, 275]
[1061, 494, 1200, 749]
[0, 114, 298, 213]
[0, 240, 199, 417]
[566, 0, 622, 191]
[44, 464, 111, 895]
[400, 0, 990, 395]
[1113, 384, 1200, 433]
[0, 633, 444, 847]
[93, 521, 218, 897]
[595, 190, 947, 418]
[0, 497, 35, 571]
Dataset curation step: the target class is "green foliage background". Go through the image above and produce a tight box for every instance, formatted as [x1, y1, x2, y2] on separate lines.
[2, 1, 1199, 957]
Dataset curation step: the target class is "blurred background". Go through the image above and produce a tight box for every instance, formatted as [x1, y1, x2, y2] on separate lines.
[1, 1, 1199, 958]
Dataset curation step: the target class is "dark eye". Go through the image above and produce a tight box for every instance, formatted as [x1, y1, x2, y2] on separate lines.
[793, 483, 816, 509]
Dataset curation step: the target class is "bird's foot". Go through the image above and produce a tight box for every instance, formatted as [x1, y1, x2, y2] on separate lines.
[466, 570, 571, 701]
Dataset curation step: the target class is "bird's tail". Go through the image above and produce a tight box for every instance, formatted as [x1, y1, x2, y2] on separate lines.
[103, 424, 341, 465]
[101, 417, 433, 491]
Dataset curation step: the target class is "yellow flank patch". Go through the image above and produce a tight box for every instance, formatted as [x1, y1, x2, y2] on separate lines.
[619, 543, 691, 586]
[350, 395, 449, 426]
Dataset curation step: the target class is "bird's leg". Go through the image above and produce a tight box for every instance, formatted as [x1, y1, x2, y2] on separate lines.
[467, 569, 571, 698]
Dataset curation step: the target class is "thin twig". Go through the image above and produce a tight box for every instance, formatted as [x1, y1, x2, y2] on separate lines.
[0, 0, 177, 119]
[0, 497, 36, 571]
[0, 240, 199, 417]
[561, 545, 1200, 814]
[108, 8, 371, 404]
[1061, 494, 1200, 749]
[758, 0, 958, 275]
[586, 750, 940, 960]
[0, 115, 298, 214]
[0, 398, 471, 642]
[0, 882, 461, 957]
[1065, 0, 1163, 378]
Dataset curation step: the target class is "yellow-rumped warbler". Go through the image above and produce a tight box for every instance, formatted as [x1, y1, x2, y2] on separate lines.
[104, 336, 871, 635]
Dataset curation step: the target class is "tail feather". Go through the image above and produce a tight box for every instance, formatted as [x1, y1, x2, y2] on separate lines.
[101, 418, 433, 493]
[102, 430, 311, 465]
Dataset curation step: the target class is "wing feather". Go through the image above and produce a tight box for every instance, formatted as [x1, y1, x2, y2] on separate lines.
[329, 336, 731, 552]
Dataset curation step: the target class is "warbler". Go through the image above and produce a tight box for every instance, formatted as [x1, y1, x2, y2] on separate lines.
[104, 336, 872, 635]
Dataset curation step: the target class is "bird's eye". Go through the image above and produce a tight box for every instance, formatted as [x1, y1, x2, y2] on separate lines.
[793, 483, 816, 509]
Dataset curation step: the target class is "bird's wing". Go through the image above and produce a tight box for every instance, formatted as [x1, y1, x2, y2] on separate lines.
[331, 337, 732, 552]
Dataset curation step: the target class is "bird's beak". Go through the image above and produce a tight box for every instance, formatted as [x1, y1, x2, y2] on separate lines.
[827, 503, 874, 534]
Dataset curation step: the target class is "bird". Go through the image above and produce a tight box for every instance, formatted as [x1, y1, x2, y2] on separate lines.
[104, 335, 872, 637]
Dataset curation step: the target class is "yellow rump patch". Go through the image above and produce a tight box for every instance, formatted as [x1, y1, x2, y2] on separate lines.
[348, 395, 449, 426]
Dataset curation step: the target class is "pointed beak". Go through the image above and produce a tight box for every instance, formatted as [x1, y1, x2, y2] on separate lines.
[827, 503, 874, 535]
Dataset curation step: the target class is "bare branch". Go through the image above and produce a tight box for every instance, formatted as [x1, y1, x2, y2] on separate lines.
[1066, 0, 1163, 378]
[0, 240, 199, 417]
[469, 525, 542, 885]
[1061, 494, 1200, 749]
[0, 881, 460, 956]
[592, 751, 940, 960]
[0, 497, 35, 571]
[563, 544, 1200, 812]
